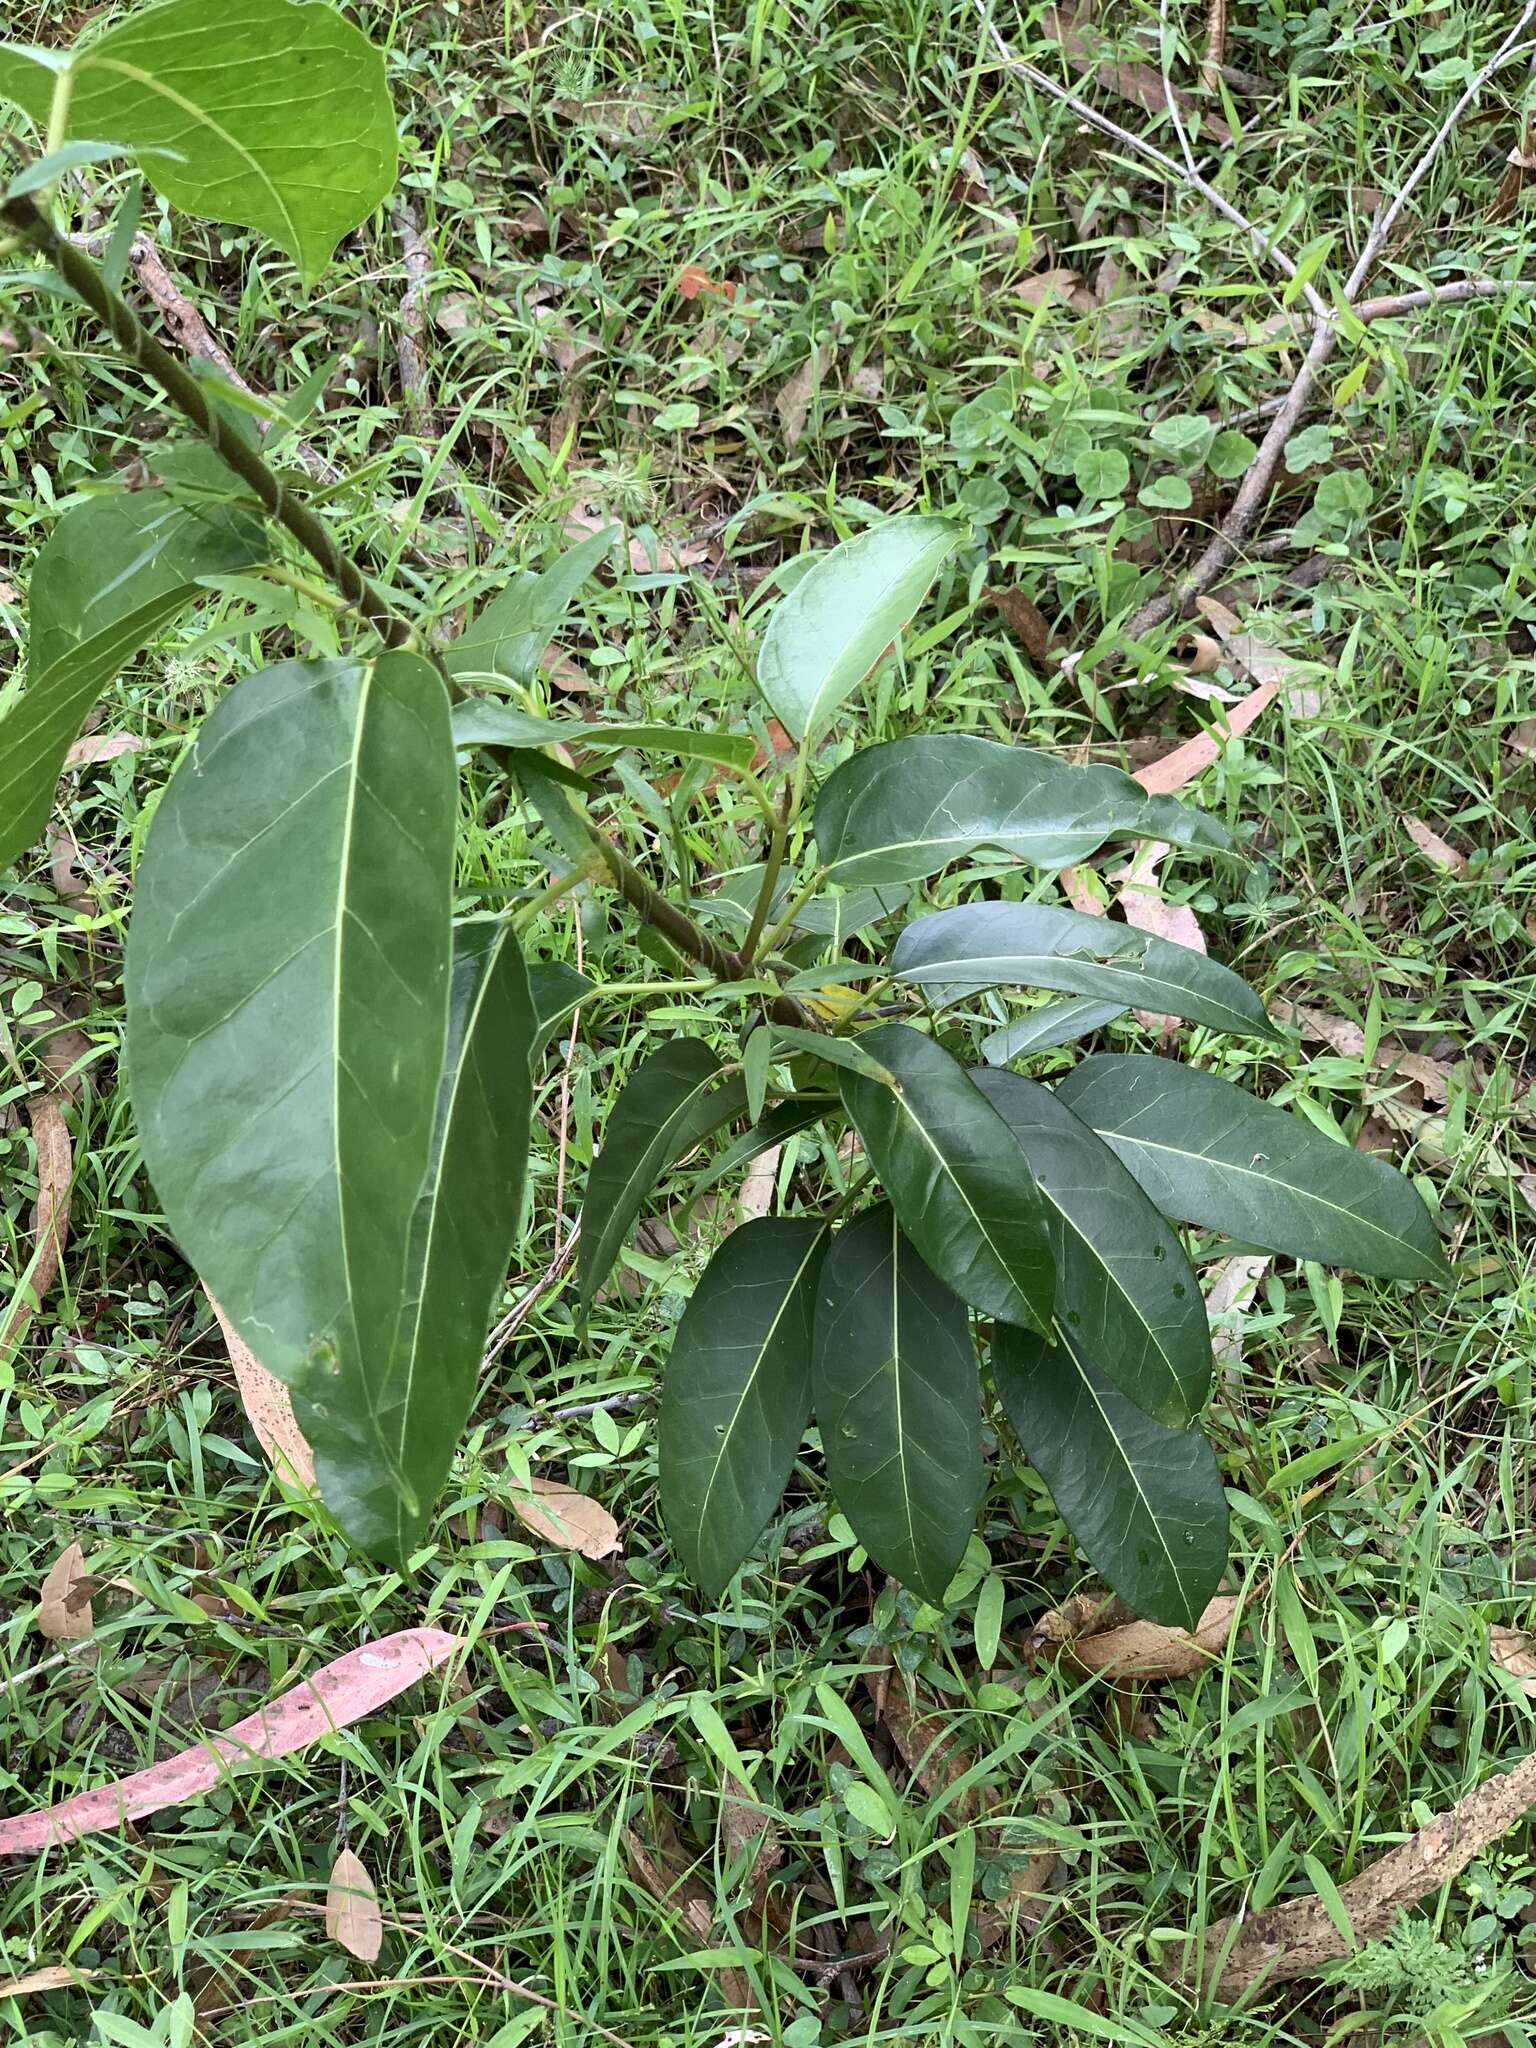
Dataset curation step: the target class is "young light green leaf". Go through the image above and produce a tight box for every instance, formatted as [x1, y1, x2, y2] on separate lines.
[973, 1070, 1211, 1426]
[446, 527, 615, 686]
[660, 1217, 828, 1594]
[0, 448, 265, 870]
[813, 734, 1231, 887]
[315, 923, 534, 1565]
[1055, 1055, 1448, 1282]
[578, 1044, 748, 1309]
[755, 516, 961, 740]
[981, 998, 1127, 1064]
[450, 699, 756, 771]
[743, 1024, 773, 1123]
[837, 1022, 1055, 1335]
[126, 653, 456, 1550]
[0, 0, 397, 286]
[891, 902, 1279, 1042]
[994, 1324, 1227, 1629]
[814, 1204, 982, 1604]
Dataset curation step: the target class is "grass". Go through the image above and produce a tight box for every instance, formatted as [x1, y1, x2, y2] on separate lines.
[2, 0, 1536, 2042]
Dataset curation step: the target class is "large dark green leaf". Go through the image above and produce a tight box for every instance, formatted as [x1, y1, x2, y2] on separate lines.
[814, 1204, 981, 1603]
[313, 923, 534, 1565]
[0, 448, 265, 869]
[813, 734, 1230, 887]
[1056, 1055, 1448, 1282]
[973, 1070, 1210, 1426]
[446, 527, 614, 686]
[994, 1324, 1227, 1629]
[660, 1217, 828, 1595]
[578, 1044, 748, 1309]
[450, 699, 756, 771]
[126, 653, 457, 1542]
[528, 962, 593, 1056]
[756, 517, 961, 740]
[891, 903, 1279, 1043]
[0, 0, 396, 285]
[838, 1022, 1054, 1334]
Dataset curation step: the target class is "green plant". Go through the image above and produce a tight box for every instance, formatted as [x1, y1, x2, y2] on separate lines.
[0, 0, 1447, 1632]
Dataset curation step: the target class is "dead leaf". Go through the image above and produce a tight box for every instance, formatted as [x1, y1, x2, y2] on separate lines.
[625, 1814, 755, 2009]
[988, 585, 1052, 666]
[64, 733, 142, 768]
[676, 263, 738, 303]
[850, 362, 884, 401]
[1016, 266, 1095, 313]
[1114, 840, 1205, 1031]
[47, 828, 93, 912]
[507, 1476, 621, 1559]
[0, 1627, 461, 1856]
[431, 292, 477, 336]
[1201, 0, 1228, 90]
[1059, 1596, 1239, 1678]
[1131, 678, 1279, 796]
[564, 499, 709, 577]
[1284, 1004, 1458, 1108]
[326, 1846, 383, 1961]
[0, 1966, 99, 1996]
[37, 1541, 93, 1642]
[539, 321, 601, 376]
[739, 1145, 781, 1223]
[1491, 1625, 1536, 1695]
[1181, 1743, 1536, 1997]
[1488, 124, 1536, 223]
[1177, 631, 1223, 676]
[1044, 4, 1232, 144]
[1195, 596, 1324, 717]
[1403, 814, 1468, 877]
[208, 1291, 316, 1491]
[1057, 864, 1108, 918]
[774, 343, 833, 451]
[1204, 1254, 1273, 1366]
[1, 1094, 73, 1355]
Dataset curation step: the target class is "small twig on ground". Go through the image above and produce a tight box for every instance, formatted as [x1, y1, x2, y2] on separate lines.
[1186, 1746, 1536, 2000]
[1201, 0, 1228, 95]
[1122, 0, 1536, 634]
[481, 1232, 581, 1372]
[392, 199, 459, 485]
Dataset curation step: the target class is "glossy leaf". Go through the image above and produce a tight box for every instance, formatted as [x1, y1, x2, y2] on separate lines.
[660, 1217, 827, 1594]
[772, 1026, 897, 1085]
[578, 1044, 747, 1309]
[126, 653, 456, 1546]
[527, 961, 593, 1055]
[981, 998, 1126, 1064]
[994, 1325, 1227, 1628]
[1055, 1054, 1448, 1282]
[838, 1022, 1054, 1334]
[446, 527, 615, 686]
[814, 734, 1230, 887]
[313, 923, 534, 1564]
[756, 517, 961, 740]
[814, 1204, 981, 1603]
[0, 448, 264, 869]
[891, 902, 1279, 1042]
[972, 1070, 1210, 1425]
[451, 698, 756, 771]
[0, 0, 397, 286]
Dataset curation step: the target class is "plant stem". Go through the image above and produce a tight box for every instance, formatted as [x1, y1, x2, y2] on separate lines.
[511, 861, 598, 934]
[0, 191, 422, 657]
[740, 783, 792, 964]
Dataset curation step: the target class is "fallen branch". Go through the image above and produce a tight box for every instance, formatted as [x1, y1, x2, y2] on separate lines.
[1186, 1747, 1536, 2000]
[1124, 1, 1536, 633]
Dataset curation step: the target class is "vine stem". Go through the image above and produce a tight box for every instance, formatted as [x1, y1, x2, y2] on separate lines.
[0, 189, 824, 1030]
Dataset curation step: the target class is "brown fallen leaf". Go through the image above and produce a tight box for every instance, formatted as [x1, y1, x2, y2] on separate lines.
[774, 342, 833, 451]
[625, 1813, 755, 2009]
[988, 585, 1052, 666]
[1195, 595, 1325, 717]
[1491, 1625, 1536, 1695]
[1, 1094, 73, 1355]
[0, 1966, 99, 1996]
[1283, 1004, 1459, 1109]
[47, 828, 94, 912]
[1181, 1745, 1536, 1998]
[738, 1144, 781, 1223]
[1131, 678, 1279, 797]
[1204, 1254, 1273, 1368]
[564, 500, 710, 577]
[0, 1627, 461, 1856]
[1488, 125, 1536, 224]
[1114, 840, 1206, 1032]
[1016, 266, 1095, 313]
[1044, 4, 1232, 144]
[63, 733, 142, 767]
[326, 1846, 384, 1961]
[1402, 814, 1469, 877]
[37, 1541, 93, 1643]
[208, 1290, 316, 1491]
[507, 1475, 621, 1559]
[1058, 1596, 1239, 1678]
